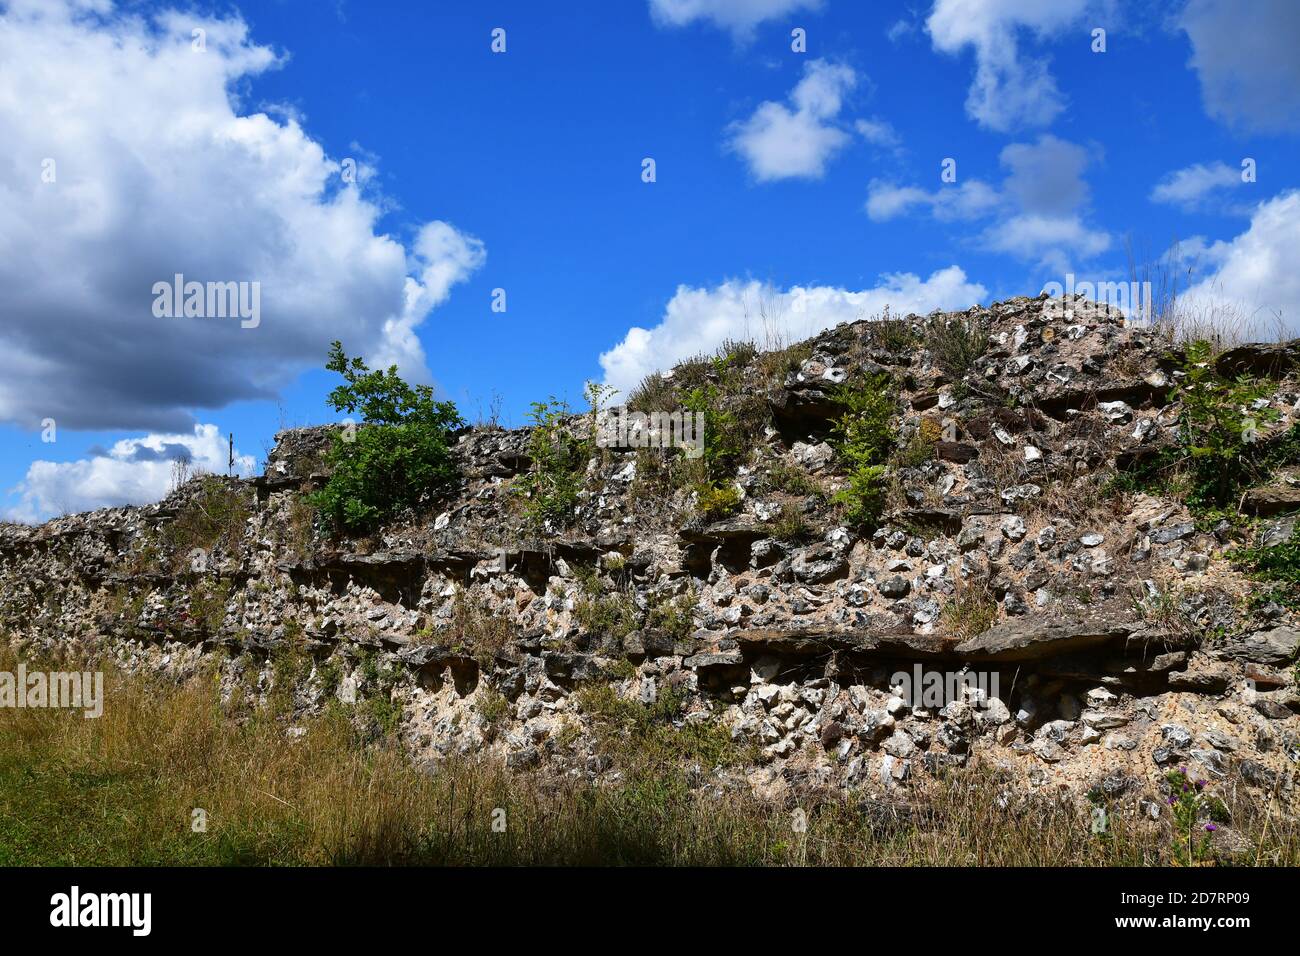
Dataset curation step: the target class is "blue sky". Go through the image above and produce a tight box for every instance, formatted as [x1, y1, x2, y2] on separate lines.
[2, 0, 1299, 521]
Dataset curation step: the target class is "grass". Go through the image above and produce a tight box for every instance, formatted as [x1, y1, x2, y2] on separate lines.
[187, 578, 232, 635]
[161, 476, 251, 572]
[865, 312, 919, 353]
[766, 501, 811, 541]
[0, 642, 1296, 866]
[940, 578, 999, 641]
[443, 590, 515, 665]
[645, 590, 698, 640]
[924, 313, 990, 381]
[574, 682, 752, 773]
[572, 568, 640, 642]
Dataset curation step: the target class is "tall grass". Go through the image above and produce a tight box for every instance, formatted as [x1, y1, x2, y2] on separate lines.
[1, 644, 1296, 866]
[1127, 237, 1291, 350]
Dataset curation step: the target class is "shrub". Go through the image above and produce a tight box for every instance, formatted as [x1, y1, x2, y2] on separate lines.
[924, 313, 989, 380]
[866, 312, 919, 352]
[693, 481, 742, 521]
[1173, 340, 1279, 510]
[312, 342, 463, 534]
[829, 373, 897, 527]
[517, 397, 588, 532]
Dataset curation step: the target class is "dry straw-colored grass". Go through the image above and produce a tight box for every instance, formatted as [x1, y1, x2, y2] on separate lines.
[1, 643, 1296, 866]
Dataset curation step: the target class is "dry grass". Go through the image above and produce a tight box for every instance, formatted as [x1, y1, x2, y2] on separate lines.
[426, 589, 515, 664]
[160, 476, 252, 572]
[940, 576, 999, 641]
[1127, 237, 1291, 351]
[1, 642, 1296, 866]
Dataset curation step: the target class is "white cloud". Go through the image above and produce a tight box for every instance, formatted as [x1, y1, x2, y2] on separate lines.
[925, 0, 1097, 131]
[983, 215, 1111, 273]
[649, 0, 822, 40]
[727, 59, 857, 181]
[1177, 0, 1300, 133]
[866, 135, 1109, 270]
[1150, 161, 1247, 210]
[599, 267, 988, 395]
[0, 0, 484, 432]
[865, 179, 1000, 222]
[3, 424, 255, 523]
[855, 117, 902, 150]
[1178, 190, 1300, 337]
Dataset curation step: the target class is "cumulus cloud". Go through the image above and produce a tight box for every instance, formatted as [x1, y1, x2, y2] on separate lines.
[3, 424, 256, 523]
[598, 267, 988, 395]
[1150, 161, 1249, 211]
[865, 179, 1001, 222]
[866, 135, 1109, 270]
[727, 59, 858, 181]
[1177, 0, 1300, 133]
[1178, 190, 1300, 338]
[983, 214, 1110, 270]
[0, 0, 484, 433]
[925, 0, 1097, 131]
[648, 0, 822, 40]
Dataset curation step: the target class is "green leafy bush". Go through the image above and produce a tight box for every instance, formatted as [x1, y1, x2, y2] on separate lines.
[1230, 528, 1300, 609]
[313, 342, 463, 534]
[692, 481, 742, 520]
[517, 397, 587, 531]
[829, 373, 897, 527]
[1109, 342, 1294, 516]
[1173, 340, 1279, 510]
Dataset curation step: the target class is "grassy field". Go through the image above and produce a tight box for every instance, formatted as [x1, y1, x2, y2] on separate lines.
[0, 647, 1296, 866]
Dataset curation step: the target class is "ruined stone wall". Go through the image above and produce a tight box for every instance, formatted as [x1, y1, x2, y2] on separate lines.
[1, 293, 1297, 814]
